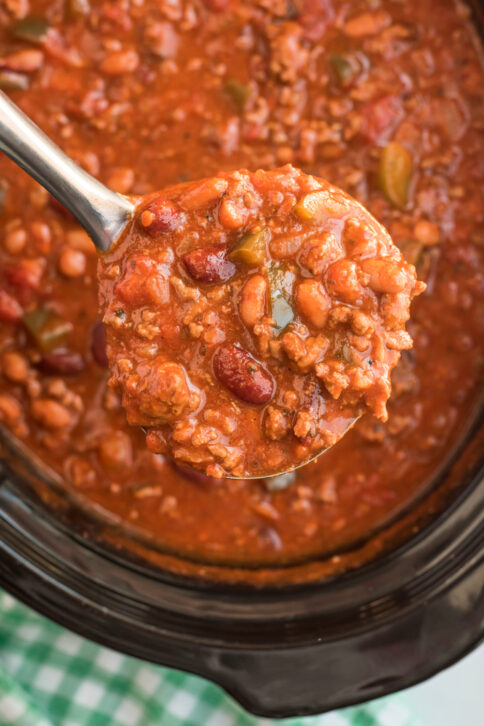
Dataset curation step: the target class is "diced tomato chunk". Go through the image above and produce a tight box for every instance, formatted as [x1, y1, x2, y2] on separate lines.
[160, 323, 181, 344]
[0, 290, 23, 322]
[361, 96, 403, 144]
[297, 0, 335, 42]
[5, 259, 44, 290]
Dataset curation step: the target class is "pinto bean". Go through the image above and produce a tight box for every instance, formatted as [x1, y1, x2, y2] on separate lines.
[2, 351, 28, 382]
[3, 225, 27, 254]
[218, 198, 246, 229]
[344, 10, 390, 37]
[58, 246, 86, 277]
[31, 399, 72, 429]
[296, 279, 330, 328]
[0, 49, 44, 72]
[239, 274, 267, 328]
[183, 246, 235, 283]
[100, 49, 139, 75]
[0, 394, 22, 426]
[361, 259, 408, 294]
[213, 345, 274, 404]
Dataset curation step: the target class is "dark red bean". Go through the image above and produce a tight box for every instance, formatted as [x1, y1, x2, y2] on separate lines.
[213, 344, 274, 405]
[139, 198, 180, 236]
[91, 321, 109, 368]
[0, 290, 22, 323]
[170, 461, 222, 485]
[183, 246, 235, 284]
[37, 350, 85, 374]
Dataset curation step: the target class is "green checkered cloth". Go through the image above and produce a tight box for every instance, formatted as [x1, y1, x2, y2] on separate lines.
[0, 590, 419, 726]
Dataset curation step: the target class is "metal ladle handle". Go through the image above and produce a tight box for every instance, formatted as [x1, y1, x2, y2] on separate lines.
[0, 91, 134, 251]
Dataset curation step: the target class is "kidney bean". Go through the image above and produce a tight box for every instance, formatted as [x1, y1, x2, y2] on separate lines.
[139, 198, 180, 236]
[170, 461, 221, 485]
[183, 246, 235, 283]
[213, 344, 274, 404]
[5, 259, 44, 290]
[37, 350, 85, 374]
[0, 290, 22, 322]
[91, 321, 109, 368]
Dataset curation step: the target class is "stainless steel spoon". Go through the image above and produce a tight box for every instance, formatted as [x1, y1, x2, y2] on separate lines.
[0, 91, 358, 481]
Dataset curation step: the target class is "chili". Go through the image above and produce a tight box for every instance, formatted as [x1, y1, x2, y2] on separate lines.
[0, 0, 481, 574]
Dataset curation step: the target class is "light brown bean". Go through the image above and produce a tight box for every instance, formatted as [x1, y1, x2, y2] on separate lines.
[3, 226, 27, 254]
[58, 246, 87, 278]
[100, 49, 140, 75]
[2, 351, 28, 382]
[239, 274, 267, 328]
[361, 259, 408, 294]
[31, 399, 72, 429]
[296, 279, 330, 328]
[0, 394, 22, 425]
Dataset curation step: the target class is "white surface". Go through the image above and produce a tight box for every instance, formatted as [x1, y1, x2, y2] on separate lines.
[401, 643, 483, 725]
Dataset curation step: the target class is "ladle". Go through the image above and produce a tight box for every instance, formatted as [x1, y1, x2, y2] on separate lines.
[0, 90, 358, 481]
